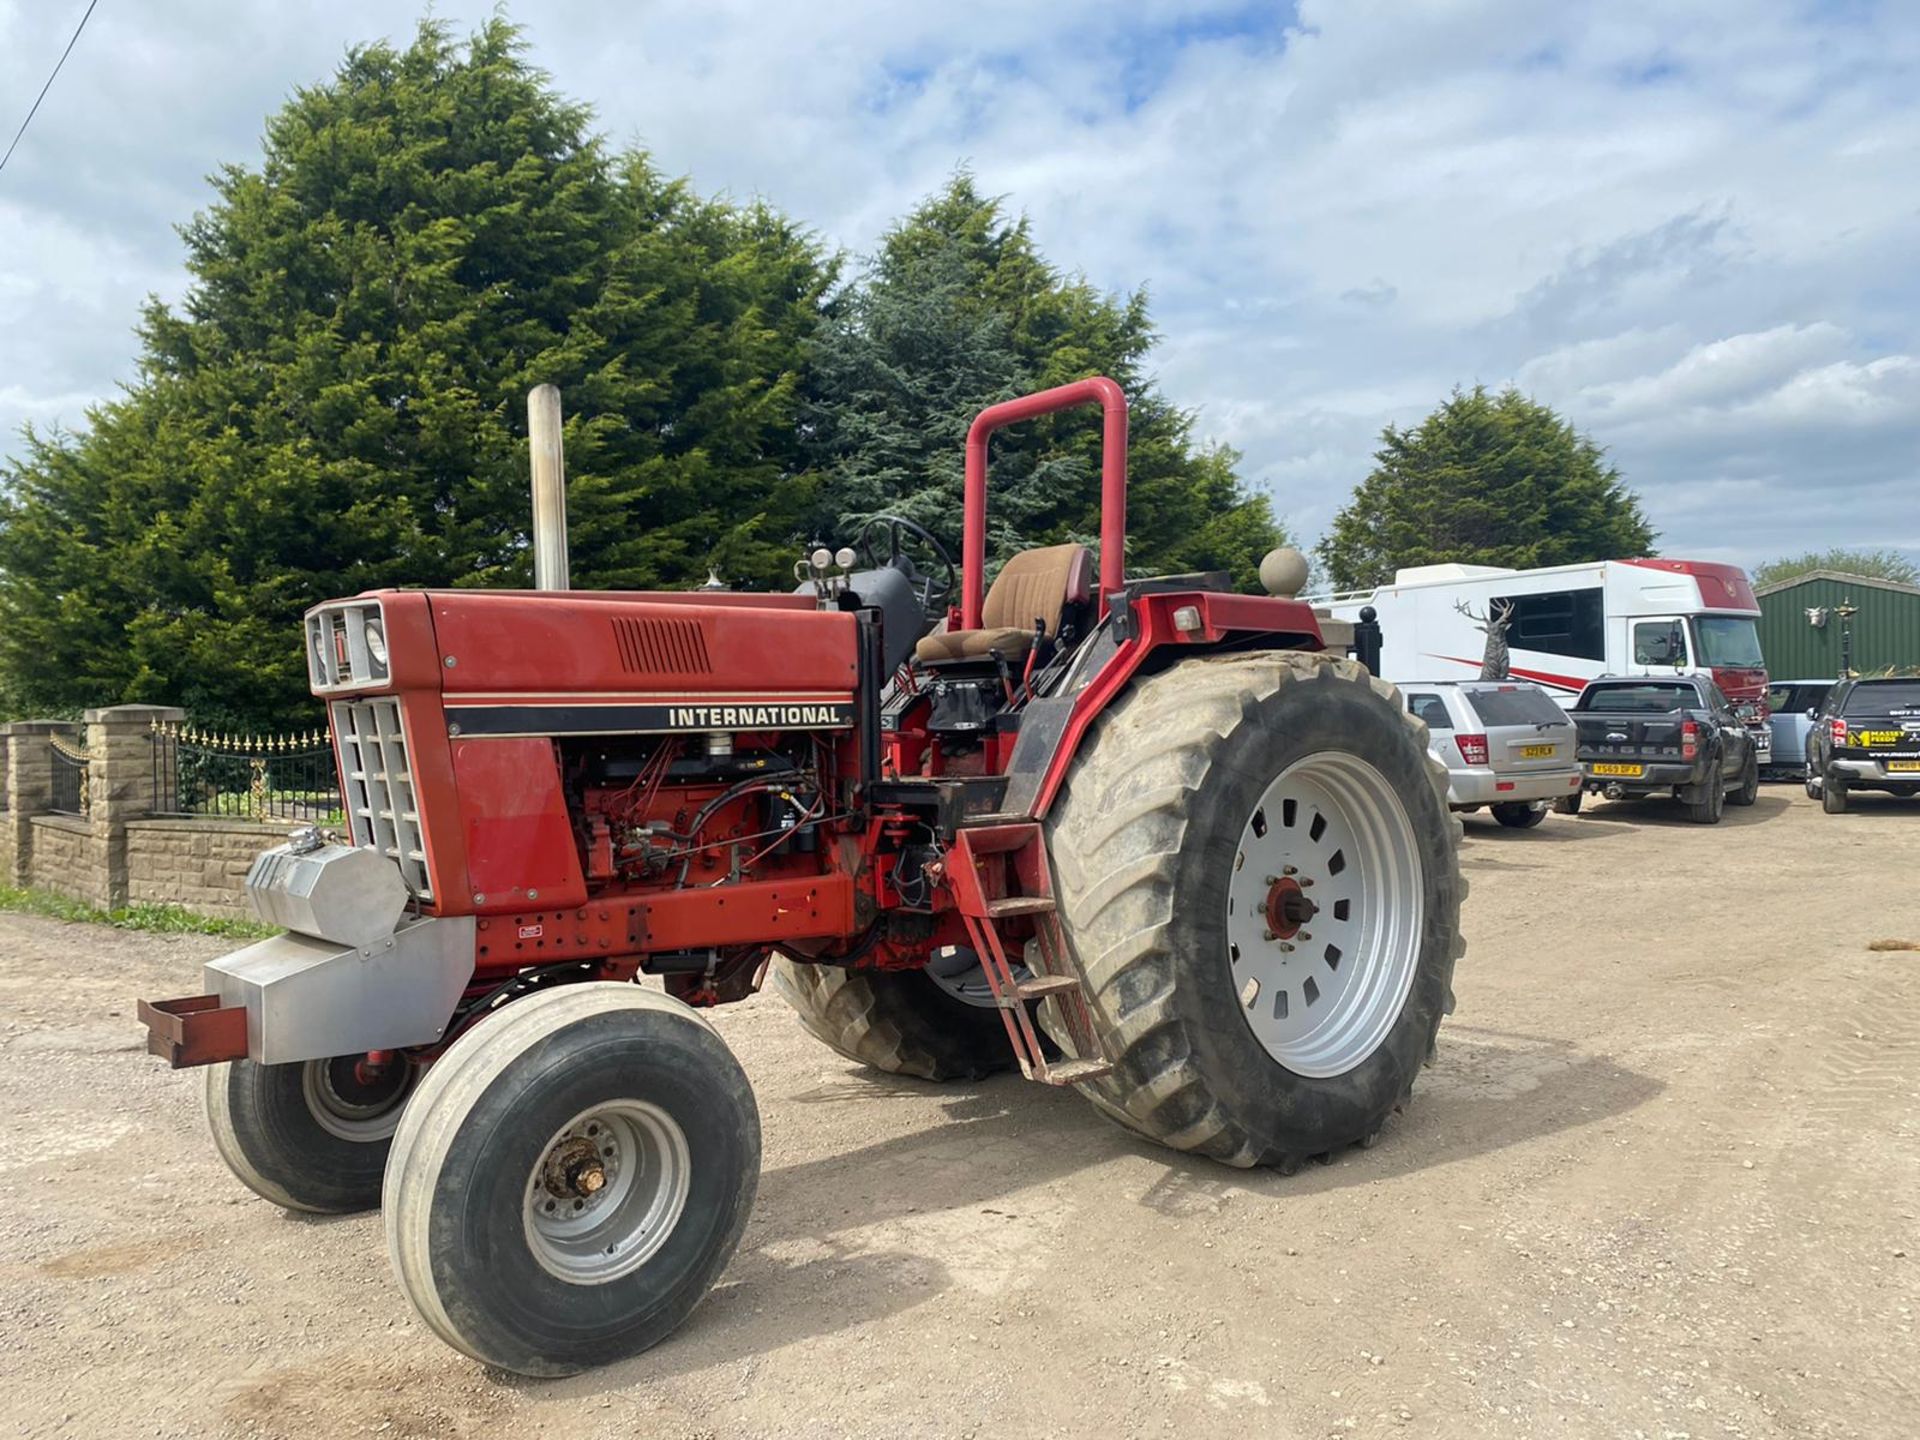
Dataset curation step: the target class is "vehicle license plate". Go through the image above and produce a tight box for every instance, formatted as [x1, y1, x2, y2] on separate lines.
[1591, 762, 1643, 777]
[1520, 744, 1556, 758]
[1888, 760, 1920, 773]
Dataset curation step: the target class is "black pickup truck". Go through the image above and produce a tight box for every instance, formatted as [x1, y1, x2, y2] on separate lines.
[1563, 675, 1761, 824]
[1804, 676, 1920, 813]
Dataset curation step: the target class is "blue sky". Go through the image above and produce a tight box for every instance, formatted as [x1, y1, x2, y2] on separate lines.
[2, 0, 1916, 572]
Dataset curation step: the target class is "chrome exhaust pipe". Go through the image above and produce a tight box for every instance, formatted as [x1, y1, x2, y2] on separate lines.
[528, 384, 570, 591]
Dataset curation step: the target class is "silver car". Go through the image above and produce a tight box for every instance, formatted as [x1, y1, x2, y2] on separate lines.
[1401, 680, 1583, 829]
[1766, 679, 1834, 779]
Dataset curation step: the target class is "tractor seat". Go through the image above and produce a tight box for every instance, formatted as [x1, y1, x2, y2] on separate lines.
[914, 543, 1093, 664]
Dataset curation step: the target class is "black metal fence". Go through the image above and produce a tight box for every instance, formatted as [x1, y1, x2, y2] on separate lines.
[49, 736, 89, 816]
[150, 723, 342, 823]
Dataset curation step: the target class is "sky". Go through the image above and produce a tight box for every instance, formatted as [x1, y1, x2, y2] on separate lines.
[2, 0, 1917, 574]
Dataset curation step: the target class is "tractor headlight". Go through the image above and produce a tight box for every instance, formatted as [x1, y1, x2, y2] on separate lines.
[364, 620, 388, 669]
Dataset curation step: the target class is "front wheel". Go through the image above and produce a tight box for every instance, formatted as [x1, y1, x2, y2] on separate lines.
[205, 1055, 416, 1213]
[383, 984, 760, 1376]
[1045, 653, 1465, 1170]
[1491, 802, 1547, 829]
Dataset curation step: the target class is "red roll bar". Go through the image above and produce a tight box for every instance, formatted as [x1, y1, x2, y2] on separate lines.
[961, 377, 1129, 629]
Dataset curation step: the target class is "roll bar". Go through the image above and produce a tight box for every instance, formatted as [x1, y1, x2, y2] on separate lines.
[961, 377, 1129, 629]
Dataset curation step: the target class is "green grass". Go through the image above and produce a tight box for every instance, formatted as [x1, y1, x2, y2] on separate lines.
[0, 885, 278, 939]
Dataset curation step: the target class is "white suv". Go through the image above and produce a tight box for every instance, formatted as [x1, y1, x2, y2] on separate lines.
[1401, 680, 1582, 829]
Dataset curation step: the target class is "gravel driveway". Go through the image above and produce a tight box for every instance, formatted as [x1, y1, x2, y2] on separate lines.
[2, 787, 1916, 1439]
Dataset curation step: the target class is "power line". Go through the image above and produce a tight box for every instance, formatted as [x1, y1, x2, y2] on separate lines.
[0, 0, 102, 177]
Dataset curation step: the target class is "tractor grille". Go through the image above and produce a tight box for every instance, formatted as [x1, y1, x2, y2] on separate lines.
[611, 616, 711, 676]
[331, 697, 431, 900]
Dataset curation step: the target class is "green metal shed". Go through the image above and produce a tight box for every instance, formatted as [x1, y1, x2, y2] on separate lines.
[1755, 570, 1920, 679]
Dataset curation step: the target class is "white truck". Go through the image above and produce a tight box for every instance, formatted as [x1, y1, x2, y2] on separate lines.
[1316, 557, 1771, 743]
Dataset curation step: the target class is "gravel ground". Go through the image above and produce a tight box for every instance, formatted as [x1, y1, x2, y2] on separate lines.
[2, 785, 1917, 1440]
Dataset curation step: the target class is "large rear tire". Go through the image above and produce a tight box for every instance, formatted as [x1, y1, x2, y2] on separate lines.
[383, 984, 759, 1376]
[205, 1055, 416, 1213]
[773, 960, 1017, 1081]
[1043, 653, 1465, 1170]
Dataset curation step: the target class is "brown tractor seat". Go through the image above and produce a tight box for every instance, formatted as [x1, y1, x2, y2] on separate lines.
[915, 543, 1093, 664]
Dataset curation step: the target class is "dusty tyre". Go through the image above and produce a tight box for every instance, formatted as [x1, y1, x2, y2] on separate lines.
[773, 959, 1016, 1081]
[383, 984, 759, 1376]
[1729, 751, 1760, 807]
[1491, 802, 1547, 829]
[1823, 781, 1848, 814]
[1043, 653, 1465, 1169]
[1685, 765, 1726, 824]
[1552, 791, 1582, 815]
[205, 1055, 416, 1213]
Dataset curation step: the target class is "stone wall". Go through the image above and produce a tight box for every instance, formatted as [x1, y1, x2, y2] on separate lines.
[28, 815, 102, 905]
[125, 818, 291, 919]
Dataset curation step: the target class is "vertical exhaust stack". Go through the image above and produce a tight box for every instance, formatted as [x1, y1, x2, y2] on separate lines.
[528, 383, 570, 591]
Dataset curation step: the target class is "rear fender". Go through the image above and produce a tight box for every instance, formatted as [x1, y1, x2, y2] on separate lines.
[998, 589, 1324, 820]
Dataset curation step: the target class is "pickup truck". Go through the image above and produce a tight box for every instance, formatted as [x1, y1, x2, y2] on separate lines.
[1564, 675, 1761, 824]
[1804, 676, 1920, 813]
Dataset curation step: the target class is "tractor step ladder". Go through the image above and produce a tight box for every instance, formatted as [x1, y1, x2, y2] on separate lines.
[944, 823, 1113, 1087]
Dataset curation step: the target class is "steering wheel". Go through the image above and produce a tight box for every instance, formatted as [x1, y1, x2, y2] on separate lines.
[853, 514, 957, 617]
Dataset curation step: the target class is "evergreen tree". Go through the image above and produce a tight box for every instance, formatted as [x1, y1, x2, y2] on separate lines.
[1317, 386, 1657, 591]
[805, 175, 1283, 582]
[0, 20, 831, 729]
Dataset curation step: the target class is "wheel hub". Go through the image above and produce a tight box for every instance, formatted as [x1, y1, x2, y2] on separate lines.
[524, 1101, 691, 1285]
[1263, 874, 1316, 940]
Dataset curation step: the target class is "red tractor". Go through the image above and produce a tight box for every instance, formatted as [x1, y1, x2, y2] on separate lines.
[139, 377, 1463, 1375]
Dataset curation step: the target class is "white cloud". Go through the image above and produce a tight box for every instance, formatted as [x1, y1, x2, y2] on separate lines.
[1, 0, 1916, 572]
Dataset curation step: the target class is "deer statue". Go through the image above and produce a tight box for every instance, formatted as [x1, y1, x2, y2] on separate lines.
[1455, 598, 1516, 680]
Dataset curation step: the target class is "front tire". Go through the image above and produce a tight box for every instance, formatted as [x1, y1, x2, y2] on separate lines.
[1492, 802, 1547, 829]
[205, 1055, 416, 1213]
[383, 984, 760, 1376]
[1044, 653, 1465, 1169]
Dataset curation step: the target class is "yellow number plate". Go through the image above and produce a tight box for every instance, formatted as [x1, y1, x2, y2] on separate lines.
[1520, 744, 1557, 758]
[1591, 762, 1644, 777]
[1889, 761, 1920, 773]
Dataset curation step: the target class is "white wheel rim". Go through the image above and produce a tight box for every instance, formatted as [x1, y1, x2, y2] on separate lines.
[925, 946, 1029, 1009]
[1224, 750, 1425, 1078]
[301, 1057, 413, 1142]
[523, 1100, 691, 1285]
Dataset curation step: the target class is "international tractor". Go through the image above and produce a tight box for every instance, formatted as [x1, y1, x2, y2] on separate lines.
[138, 378, 1465, 1376]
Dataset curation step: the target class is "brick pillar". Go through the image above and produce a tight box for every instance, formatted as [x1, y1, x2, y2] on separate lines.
[84, 704, 186, 908]
[4, 720, 78, 887]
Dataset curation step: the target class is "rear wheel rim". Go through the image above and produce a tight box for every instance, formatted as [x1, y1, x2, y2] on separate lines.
[1225, 751, 1425, 1078]
[523, 1100, 691, 1285]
